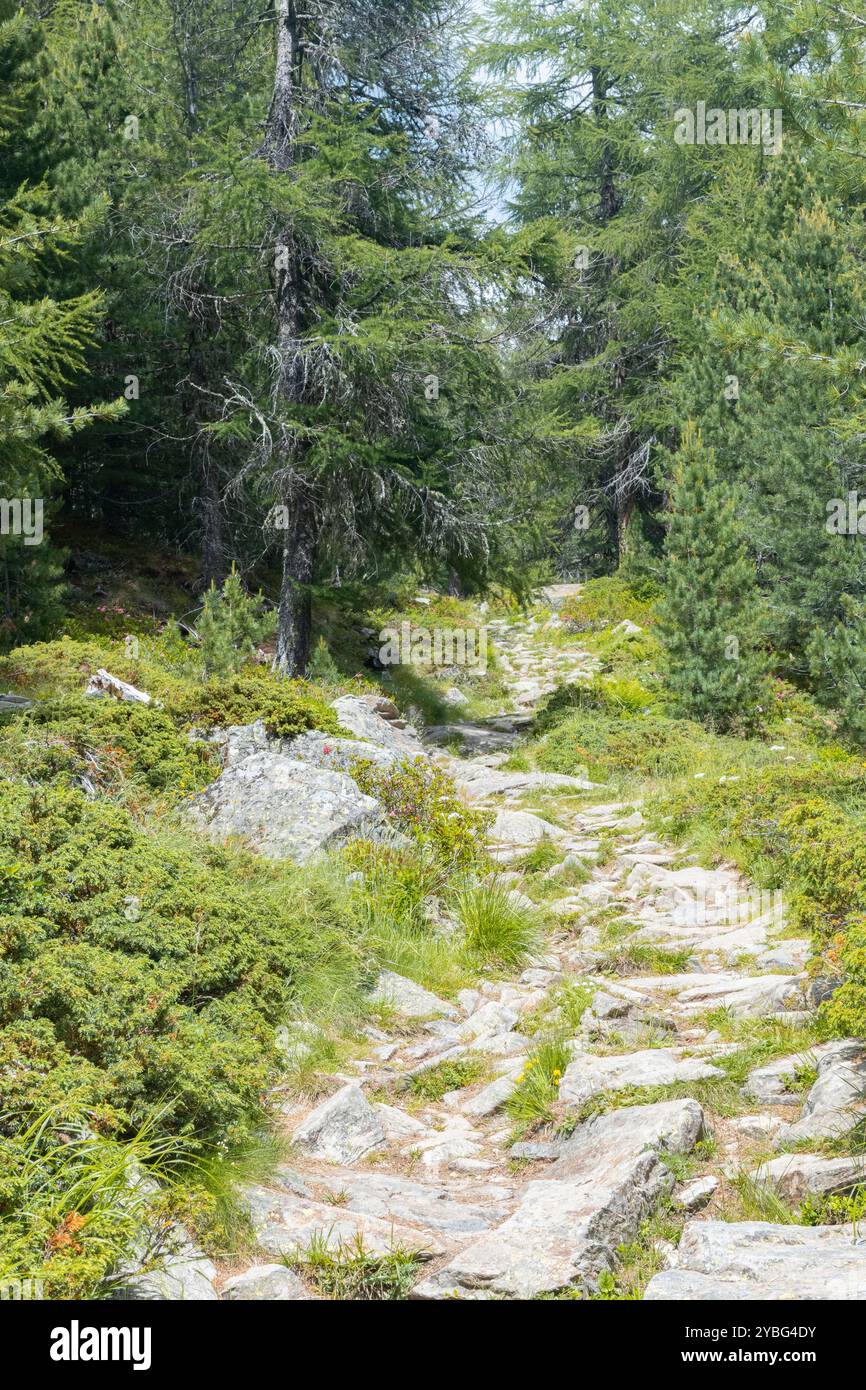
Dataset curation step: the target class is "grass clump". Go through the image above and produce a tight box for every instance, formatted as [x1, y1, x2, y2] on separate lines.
[455, 881, 540, 968]
[506, 1036, 571, 1138]
[0, 1108, 192, 1300]
[407, 1056, 487, 1102]
[289, 1233, 422, 1300]
[600, 943, 693, 976]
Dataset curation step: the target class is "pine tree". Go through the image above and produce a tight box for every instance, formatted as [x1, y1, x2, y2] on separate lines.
[479, 0, 751, 573]
[198, 568, 272, 676]
[658, 424, 767, 730]
[0, 1, 123, 646]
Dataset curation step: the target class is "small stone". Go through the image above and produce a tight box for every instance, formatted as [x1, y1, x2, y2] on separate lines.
[221, 1265, 314, 1301]
[673, 1176, 719, 1212]
[292, 1083, 386, 1165]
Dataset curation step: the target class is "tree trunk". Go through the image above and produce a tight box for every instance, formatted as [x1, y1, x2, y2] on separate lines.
[274, 480, 315, 674]
[200, 457, 225, 589]
[266, 0, 317, 674]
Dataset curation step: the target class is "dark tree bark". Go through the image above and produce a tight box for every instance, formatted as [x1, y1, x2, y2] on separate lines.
[265, 0, 317, 674]
[275, 478, 316, 673]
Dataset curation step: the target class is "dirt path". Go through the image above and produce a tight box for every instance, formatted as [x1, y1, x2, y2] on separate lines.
[222, 602, 866, 1302]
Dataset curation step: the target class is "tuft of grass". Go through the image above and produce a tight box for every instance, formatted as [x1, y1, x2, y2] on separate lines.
[407, 1056, 488, 1103]
[289, 1232, 422, 1300]
[455, 882, 540, 969]
[506, 1036, 572, 1139]
[513, 838, 564, 875]
[0, 1106, 194, 1299]
[523, 980, 595, 1038]
[725, 1171, 799, 1225]
[186, 1129, 290, 1257]
[600, 943, 693, 976]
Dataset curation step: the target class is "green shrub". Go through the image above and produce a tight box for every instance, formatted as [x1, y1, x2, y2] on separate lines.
[0, 784, 372, 1146]
[172, 671, 342, 739]
[559, 577, 656, 632]
[6, 695, 218, 801]
[350, 757, 491, 868]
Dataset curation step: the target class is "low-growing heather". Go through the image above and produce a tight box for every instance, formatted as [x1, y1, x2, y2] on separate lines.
[350, 757, 491, 868]
[0, 783, 373, 1147]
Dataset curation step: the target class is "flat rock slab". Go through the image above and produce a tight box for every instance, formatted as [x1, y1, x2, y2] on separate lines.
[752, 1154, 866, 1202]
[621, 972, 806, 1017]
[292, 1083, 385, 1165]
[188, 753, 386, 862]
[413, 1100, 704, 1300]
[369, 970, 456, 1018]
[312, 1170, 513, 1237]
[243, 1185, 444, 1259]
[559, 1049, 723, 1106]
[457, 769, 596, 799]
[644, 1220, 866, 1300]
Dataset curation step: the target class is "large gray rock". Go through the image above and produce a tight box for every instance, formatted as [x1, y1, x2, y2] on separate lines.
[292, 1083, 386, 1165]
[775, 1040, 866, 1145]
[752, 1154, 866, 1203]
[330, 695, 423, 758]
[187, 752, 387, 862]
[644, 1220, 866, 1300]
[413, 1100, 704, 1300]
[559, 1048, 723, 1106]
[221, 1264, 315, 1301]
[369, 970, 456, 1018]
[488, 810, 567, 848]
[286, 730, 398, 773]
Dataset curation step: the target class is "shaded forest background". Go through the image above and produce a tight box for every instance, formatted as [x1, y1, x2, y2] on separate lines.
[4, 0, 866, 727]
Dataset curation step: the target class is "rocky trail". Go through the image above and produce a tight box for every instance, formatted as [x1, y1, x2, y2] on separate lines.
[182, 596, 866, 1302]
